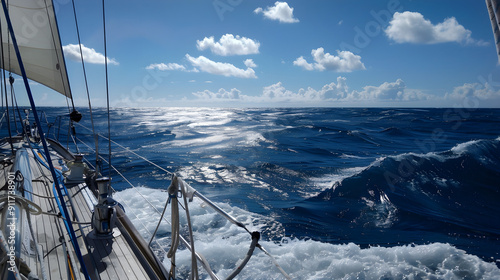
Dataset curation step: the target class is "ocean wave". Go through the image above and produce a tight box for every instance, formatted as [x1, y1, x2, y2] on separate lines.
[313, 137, 500, 235]
[114, 186, 500, 279]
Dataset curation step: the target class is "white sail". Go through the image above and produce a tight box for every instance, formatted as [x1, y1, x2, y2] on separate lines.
[0, 0, 71, 98]
[487, 0, 500, 64]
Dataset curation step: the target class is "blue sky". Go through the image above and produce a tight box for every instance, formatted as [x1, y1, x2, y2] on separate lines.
[20, 0, 500, 107]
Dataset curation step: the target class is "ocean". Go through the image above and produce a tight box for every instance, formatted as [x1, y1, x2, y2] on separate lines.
[4, 107, 500, 279]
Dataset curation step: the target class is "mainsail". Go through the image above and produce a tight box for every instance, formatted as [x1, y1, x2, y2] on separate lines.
[487, 0, 500, 64]
[0, 0, 72, 98]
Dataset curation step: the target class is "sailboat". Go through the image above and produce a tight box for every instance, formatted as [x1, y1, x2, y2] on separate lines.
[0, 1, 290, 279]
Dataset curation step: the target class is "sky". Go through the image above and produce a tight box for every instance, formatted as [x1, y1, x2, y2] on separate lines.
[12, 0, 500, 108]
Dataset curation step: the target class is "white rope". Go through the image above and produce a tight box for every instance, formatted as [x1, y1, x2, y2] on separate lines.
[149, 196, 171, 246]
[179, 178, 198, 280]
[166, 179, 180, 259]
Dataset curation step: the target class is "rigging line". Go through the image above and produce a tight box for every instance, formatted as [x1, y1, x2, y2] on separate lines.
[102, 0, 112, 179]
[42, 211, 92, 225]
[11, 85, 27, 136]
[23, 185, 56, 199]
[9, 79, 18, 133]
[70, 122, 80, 153]
[111, 191, 171, 257]
[70, 0, 99, 170]
[256, 244, 292, 280]
[0, 110, 6, 125]
[75, 122, 174, 176]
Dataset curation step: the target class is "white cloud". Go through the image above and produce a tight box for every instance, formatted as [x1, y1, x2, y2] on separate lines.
[146, 63, 186, 71]
[185, 54, 257, 78]
[446, 83, 500, 101]
[293, 56, 314, 71]
[192, 88, 242, 100]
[190, 77, 433, 105]
[144, 58, 257, 79]
[190, 78, 350, 104]
[349, 79, 406, 100]
[63, 44, 118, 65]
[294, 48, 365, 72]
[261, 79, 350, 101]
[385, 11, 486, 45]
[254, 1, 299, 23]
[244, 59, 257, 68]
[261, 82, 297, 100]
[197, 34, 260, 56]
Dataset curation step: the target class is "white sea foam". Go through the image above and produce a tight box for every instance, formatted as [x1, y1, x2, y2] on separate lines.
[451, 139, 482, 155]
[306, 167, 366, 198]
[114, 186, 500, 280]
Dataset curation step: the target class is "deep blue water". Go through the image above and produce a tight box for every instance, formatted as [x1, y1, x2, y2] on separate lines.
[2, 107, 500, 278]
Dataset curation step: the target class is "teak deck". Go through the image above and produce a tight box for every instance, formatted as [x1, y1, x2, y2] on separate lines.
[0, 141, 164, 280]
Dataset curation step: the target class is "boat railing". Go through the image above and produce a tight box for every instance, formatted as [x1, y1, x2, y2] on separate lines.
[71, 121, 291, 279]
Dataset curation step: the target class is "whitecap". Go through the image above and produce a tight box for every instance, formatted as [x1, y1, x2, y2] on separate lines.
[114, 186, 500, 280]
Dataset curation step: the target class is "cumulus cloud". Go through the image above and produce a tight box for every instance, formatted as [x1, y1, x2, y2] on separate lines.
[294, 48, 365, 72]
[63, 44, 118, 65]
[185, 54, 257, 78]
[197, 34, 260, 56]
[146, 63, 186, 71]
[254, 1, 299, 23]
[192, 88, 242, 100]
[446, 83, 500, 101]
[144, 57, 257, 79]
[244, 59, 257, 68]
[349, 79, 407, 100]
[190, 78, 500, 107]
[190, 77, 436, 106]
[385, 11, 486, 45]
[190, 77, 350, 104]
[293, 56, 314, 71]
[261, 78, 351, 101]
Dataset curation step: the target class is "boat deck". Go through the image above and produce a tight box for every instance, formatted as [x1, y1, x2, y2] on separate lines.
[0, 141, 165, 280]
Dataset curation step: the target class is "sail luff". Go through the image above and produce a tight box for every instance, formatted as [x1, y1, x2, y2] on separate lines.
[487, 0, 500, 64]
[0, 0, 72, 98]
[49, 0, 74, 100]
